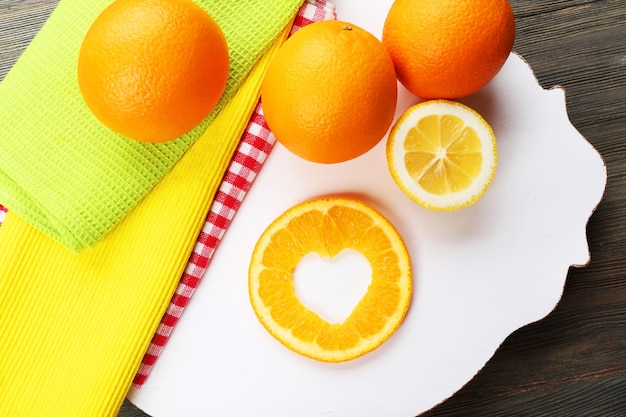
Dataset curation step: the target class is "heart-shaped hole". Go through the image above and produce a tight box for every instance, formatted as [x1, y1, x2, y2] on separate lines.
[293, 249, 372, 324]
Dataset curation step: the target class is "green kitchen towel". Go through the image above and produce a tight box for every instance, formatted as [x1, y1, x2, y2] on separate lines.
[0, 0, 303, 253]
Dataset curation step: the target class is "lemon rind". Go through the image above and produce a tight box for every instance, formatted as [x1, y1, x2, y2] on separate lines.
[387, 100, 498, 211]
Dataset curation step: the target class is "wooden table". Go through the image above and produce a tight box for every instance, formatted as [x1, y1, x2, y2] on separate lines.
[1, 0, 623, 415]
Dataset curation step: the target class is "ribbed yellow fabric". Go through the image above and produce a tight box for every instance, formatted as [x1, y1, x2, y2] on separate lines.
[0, 22, 291, 417]
[0, 0, 303, 252]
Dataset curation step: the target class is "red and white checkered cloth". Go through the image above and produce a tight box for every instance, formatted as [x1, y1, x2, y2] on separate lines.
[0, 0, 336, 388]
[133, 0, 336, 387]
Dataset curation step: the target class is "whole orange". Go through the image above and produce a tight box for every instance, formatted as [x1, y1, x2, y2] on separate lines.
[78, 0, 229, 143]
[261, 20, 397, 164]
[382, 0, 515, 99]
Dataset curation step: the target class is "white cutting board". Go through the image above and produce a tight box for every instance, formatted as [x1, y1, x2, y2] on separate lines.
[128, 1, 607, 415]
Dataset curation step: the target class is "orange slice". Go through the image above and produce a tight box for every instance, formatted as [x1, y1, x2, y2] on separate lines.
[248, 197, 412, 362]
[387, 100, 498, 210]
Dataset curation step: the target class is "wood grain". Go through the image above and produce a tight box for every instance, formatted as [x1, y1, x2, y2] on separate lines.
[0, 0, 624, 416]
[420, 1, 626, 416]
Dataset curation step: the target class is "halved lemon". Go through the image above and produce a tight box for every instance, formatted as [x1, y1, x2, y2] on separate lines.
[387, 100, 498, 210]
[249, 197, 412, 362]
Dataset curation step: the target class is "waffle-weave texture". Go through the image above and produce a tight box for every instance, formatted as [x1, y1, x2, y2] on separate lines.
[132, 0, 337, 387]
[0, 0, 303, 253]
[0, 20, 291, 416]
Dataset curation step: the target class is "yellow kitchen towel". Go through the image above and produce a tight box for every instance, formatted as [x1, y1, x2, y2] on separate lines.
[0, 0, 303, 253]
[0, 21, 291, 417]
